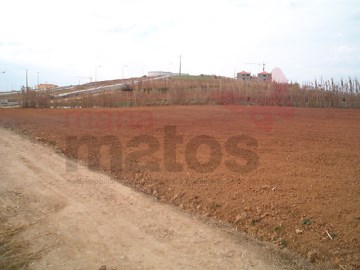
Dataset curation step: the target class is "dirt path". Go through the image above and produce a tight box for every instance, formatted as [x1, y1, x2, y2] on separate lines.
[0, 127, 316, 270]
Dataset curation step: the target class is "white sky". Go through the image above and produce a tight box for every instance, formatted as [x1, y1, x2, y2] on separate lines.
[0, 0, 359, 90]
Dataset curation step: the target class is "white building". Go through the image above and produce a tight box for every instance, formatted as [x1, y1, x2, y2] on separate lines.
[147, 71, 174, 77]
[0, 99, 19, 106]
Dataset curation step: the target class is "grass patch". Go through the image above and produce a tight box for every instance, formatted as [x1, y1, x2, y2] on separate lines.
[302, 218, 312, 225]
[280, 239, 288, 248]
[0, 216, 48, 269]
[47, 140, 56, 146]
[0, 225, 38, 269]
[209, 202, 221, 210]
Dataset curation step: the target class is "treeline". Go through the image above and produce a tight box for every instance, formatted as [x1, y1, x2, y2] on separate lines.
[21, 88, 51, 108]
[22, 77, 360, 109]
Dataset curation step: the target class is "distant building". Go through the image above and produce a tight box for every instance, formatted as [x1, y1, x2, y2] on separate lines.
[237, 71, 251, 81]
[147, 71, 174, 77]
[257, 71, 272, 82]
[237, 70, 272, 82]
[0, 99, 19, 107]
[36, 84, 58, 90]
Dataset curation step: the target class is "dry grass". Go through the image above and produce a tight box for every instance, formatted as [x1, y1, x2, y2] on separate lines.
[21, 76, 360, 109]
[21, 88, 51, 108]
[0, 212, 49, 269]
[0, 225, 35, 269]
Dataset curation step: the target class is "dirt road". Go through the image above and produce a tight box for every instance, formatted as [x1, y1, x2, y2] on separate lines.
[0, 127, 314, 269]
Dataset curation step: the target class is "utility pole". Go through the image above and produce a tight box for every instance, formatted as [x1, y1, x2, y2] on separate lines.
[95, 65, 101, 82]
[179, 55, 182, 76]
[26, 69, 29, 90]
[122, 65, 128, 79]
[37, 72, 39, 88]
[0, 71, 5, 91]
[75, 76, 92, 83]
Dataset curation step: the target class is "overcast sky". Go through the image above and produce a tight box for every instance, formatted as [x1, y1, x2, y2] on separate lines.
[0, 0, 359, 91]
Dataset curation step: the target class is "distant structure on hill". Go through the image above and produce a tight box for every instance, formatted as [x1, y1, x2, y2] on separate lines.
[237, 67, 287, 83]
[237, 71, 251, 81]
[237, 70, 272, 82]
[257, 71, 272, 81]
[36, 83, 58, 90]
[148, 71, 174, 77]
[147, 71, 189, 77]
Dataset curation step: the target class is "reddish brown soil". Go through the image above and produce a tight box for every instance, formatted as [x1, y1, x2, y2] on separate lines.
[1, 105, 359, 269]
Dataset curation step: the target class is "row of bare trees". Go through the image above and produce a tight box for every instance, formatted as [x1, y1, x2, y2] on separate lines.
[22, 88, 51, 108]
[22, 77, 360, 109]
